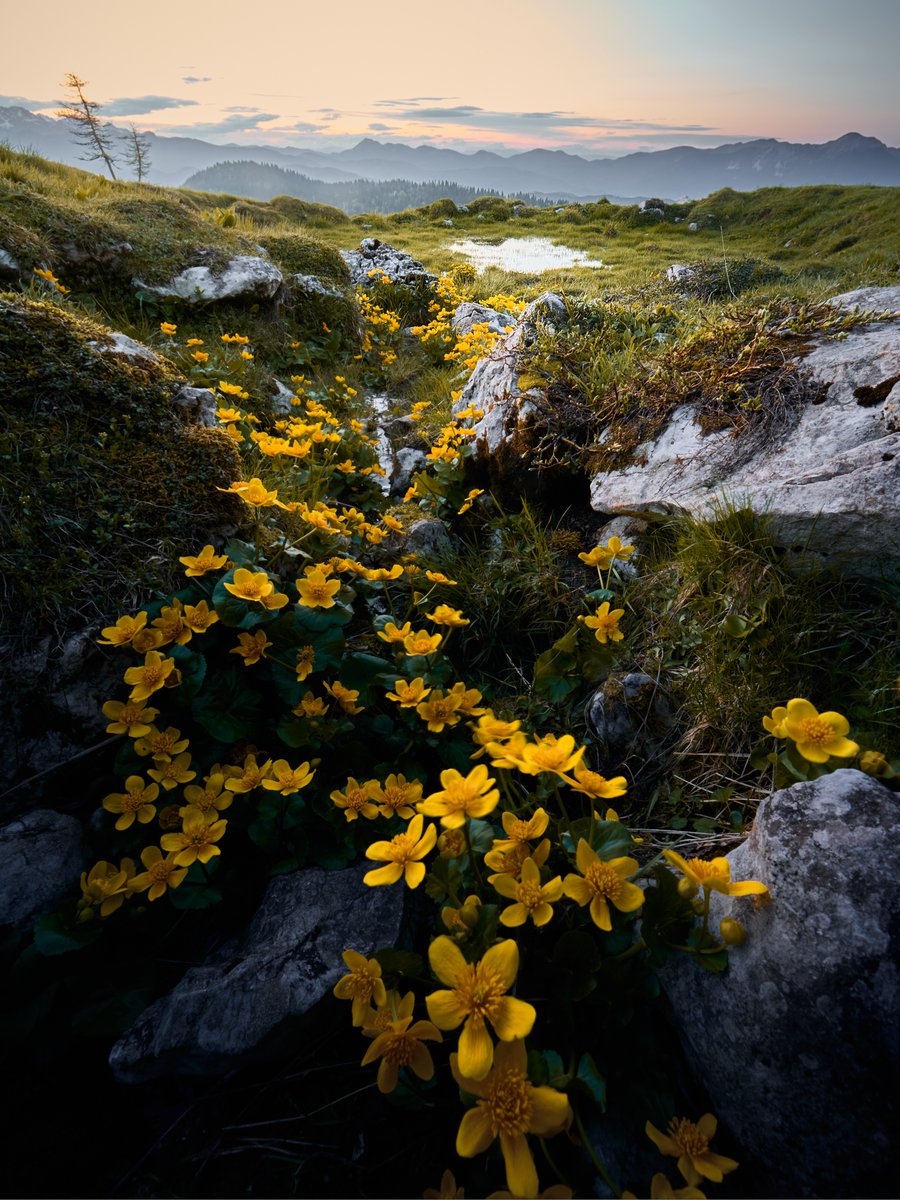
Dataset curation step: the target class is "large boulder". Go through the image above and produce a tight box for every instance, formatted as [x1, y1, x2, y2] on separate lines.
[452, 300, 516, 337]
[0, 809, 85, 927]
[109, 864, 406, 1081]
[134, 253, 283, 303]
[341, 238, 437, 289]
[662, 770, 899, 1199]
[590, 288, 900, 578]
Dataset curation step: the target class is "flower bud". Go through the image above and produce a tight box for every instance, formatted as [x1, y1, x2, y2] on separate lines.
[677, 876, 699, 900]
[720, 917, 747, 946]
[859, 749, 891, 778]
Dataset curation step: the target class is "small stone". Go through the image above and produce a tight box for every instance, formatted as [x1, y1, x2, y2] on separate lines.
[406, 519, 452, 558]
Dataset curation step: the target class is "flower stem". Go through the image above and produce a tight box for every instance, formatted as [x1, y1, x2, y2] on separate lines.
[574, 1106, 622, 1198]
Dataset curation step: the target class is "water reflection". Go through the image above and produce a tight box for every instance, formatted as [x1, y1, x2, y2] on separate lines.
[447, 237, 605, 273]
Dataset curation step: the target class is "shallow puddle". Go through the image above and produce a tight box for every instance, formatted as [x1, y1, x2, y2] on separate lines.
[447, 236, 605, 273]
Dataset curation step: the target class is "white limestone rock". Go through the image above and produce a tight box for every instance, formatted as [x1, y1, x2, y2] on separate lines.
[135, 254, 283, 303]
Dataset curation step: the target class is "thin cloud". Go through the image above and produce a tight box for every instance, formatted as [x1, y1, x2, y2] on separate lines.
[182, 76, 211, 84]
[103, 96, 199, 117]
[0, 95, 59, 111]
[156, 111, 280, 138]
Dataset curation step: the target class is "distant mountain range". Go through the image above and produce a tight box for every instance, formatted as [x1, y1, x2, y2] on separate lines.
[2, 105, 899, 200]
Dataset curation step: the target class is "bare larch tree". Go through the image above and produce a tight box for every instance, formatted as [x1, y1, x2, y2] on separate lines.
[123, 123, 152, 182]
[55, 73, 119, 180]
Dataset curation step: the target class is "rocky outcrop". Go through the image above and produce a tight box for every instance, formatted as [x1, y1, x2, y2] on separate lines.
[0, 810, 85, 927]
[452, 301, 516, 337]
[341, 238, 437, 289]
[109, 864, 405, 1081]
[662, 769, 899, 1199]
[451, 292, 568, 494]
[590, 287, 900, 577]
[134, 254, 283, 303]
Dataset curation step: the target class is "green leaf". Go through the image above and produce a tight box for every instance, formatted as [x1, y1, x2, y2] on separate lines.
[71, 989, 154, 1037]
[534, 645, 578, 702]
[337, 652, 394, 693]
[552, 929, 601, 976]
[373, 949, 424, 984]
[33, 913, 101, 956]
[574, 1053, 607, 1110]
[169, 643, 207, 702]
[168, 883, 223, 910]
[192, 667, 263, 742]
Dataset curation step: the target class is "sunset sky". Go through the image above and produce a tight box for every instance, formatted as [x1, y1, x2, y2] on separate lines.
[3, 0, 898, 156]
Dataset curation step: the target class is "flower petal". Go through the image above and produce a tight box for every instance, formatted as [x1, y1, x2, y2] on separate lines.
[499, 1131, 538, 1199]
[575, 837, 598, 875]
[528, 1085, 572, 1135]
[428, 935, 467, 986]
[363, 863, 403, 887]
[612, 880, 645, 913]
[589, 895, 612, 931]
[458, 1015, 495, 1079]
[491, 995, 536, 1042]
[645, 1121, 679, 1157]
[426, 989, 467, 1030]
[456, 1105, 494, 1157]
[482, 938, 519, 990]
[564, 874, 592, 906]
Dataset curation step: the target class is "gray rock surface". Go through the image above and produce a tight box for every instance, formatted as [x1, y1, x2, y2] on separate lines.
[0, 810, 85, 926]
[451, 292, 566, 488]
[290, 272, 344, 299]
[341, 238, 436, 289]
[590, 289, 900, 577]
[662, 770, 899, 1199]
[109, 864, 405, 1080]
[452, 301, 516, 337]
[0, 247, 21, 278]
[89, 331, 161, 364]
[391, 446, 428, 497]
[135, 254, 283, 303]
[172, 385, 217, 426]
[586, 673, 675, 772]
[405, 518, 453, 558]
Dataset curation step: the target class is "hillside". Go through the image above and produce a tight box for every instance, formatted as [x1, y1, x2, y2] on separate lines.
[0, 145, 898, 1200]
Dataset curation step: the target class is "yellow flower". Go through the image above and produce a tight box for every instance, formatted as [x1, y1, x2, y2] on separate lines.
[362, 564, 404, 581]
[378, 621, 413, 645]
[402, 629, 443, 656]
[160, 812, 227, 866]
[423, 1168, 465, 1199]
[293, 691, 328, 718]
[159, 321, 177, 336]
[484, 839, 551, 879]
[223, 752, 272, 793]
[578, 536, 635, 569]
[296, 570, 342, 609]
[134, 725, 188, 759]
[563, 764, 628, 799]
[452, 1038, 571, 1196]
[130, 846, 188, 901]
[215, 407, 244, 424]
[78, 859, 135, 921]
[426, 938, 536, 1080]
[224, 568, 277, 604]
[258, 589, 289, 610]
[361, 996, 442, 1093]
[471, 712, 522, 756]
[563, 839, 644, 931]
[102, 775, 160, 830]
[441, 894, 482, 933]
[416, 690, 463, 733]
[859, 749, 893, 778]
[579, 601, 625, 644]
[518, 734, 586, 778]
[325, 680, 364, 714]
[151, 600, 192, 646]
[102, 699, 157, 737]
[662, 851, 768, 899]
[333, 949, 386, 1024]
[191, 350, 209, 363]
[218, 477, 286, 508]
[181, 773, 232, 817]
[148, 752, 197, 791]
[457, 488, 484, 516]
[438, 828, 468, 859]
[364, 813, 437, 887]
[186, 338, 204, 347]
[295, 645, 316, 681]
[426, 570, 458, 585]
[419, 765, 500, 828]
[98, 612, 147, 646]
[426, 605, 470, 628]
[448, 683, 486, 716]
[493, 857, 564, 927]
[645, 1114, 738, 1188]
[261, 759, 315, 796]
[124, 650, 177, 702]
[780, 697, 859, 763]
[183, 599, 219, 633]
[331, 777, 380, 822]
[230, 629, 272, 666]
[492, 808, 550, 852]
[368, 773, 423, 819]
[386, 676, 431, 707]
[131, 627, 166, 654]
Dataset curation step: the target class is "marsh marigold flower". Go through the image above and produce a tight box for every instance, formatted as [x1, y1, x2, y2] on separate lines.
[296, 570, 342, 609]
[360, 994, 442, 1093]
[493, 857, 564, 928]
[102, 699, 157, 737]
[369, 773, 422, 819]
[518, 734, 586, 778]
[416, 690, 463, 733]
[331, 777, 380, 822]
[493, 808, 550, 852]
[325, 680, 364, 714]
[103, 776, 159, 830]
[403, 629, 443, 656]
[563, 763, 628, 799]
[295, 645, 315, 681]
[645, 1114, 738, 1188]
[78, 859, 134, 921]
[148, 752, 196, 791]
[579, 601, 625, 645]
[224, 752, 272, 793]
[262, 759, 315, 796]
[124, 650, 177, 702]
[224, 568, 277, 604]
[419, 765, 500, 828]
[662, 851, 768, 900]
[98, 612, 147, 646]
[780, 697, 859, 763]
[181, 773, 232, 818]
[134, 725, 188, 759]
[452, 1038, 571, 1197]
[333, 949, 387, 1024]
[426, 605, 470, 628]
[364, 813, 437, 887]
[423, 1168, 465, 1199]
[161, 812, 226, 866]
[378, 621, 413, 646]
[230, 629, 272, 665]
[564, 839, 643, 931]
[182, 600, 219, 633]
[425, 937, 535, 1080]
[130, 846, 188, 901]
[579, 536, 634, 570]
[387, 676, 431, 707]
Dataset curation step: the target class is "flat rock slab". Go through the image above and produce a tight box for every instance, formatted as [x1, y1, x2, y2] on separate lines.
[662, 769, 899, 1198]
[0, 810, 84, 927]
[109, 864, 405, 1081]
[590, 288, 900, 578]
[135, 255, 283, 303]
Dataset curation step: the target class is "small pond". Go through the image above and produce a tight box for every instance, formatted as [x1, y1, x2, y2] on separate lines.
[447, 236, 605, 273]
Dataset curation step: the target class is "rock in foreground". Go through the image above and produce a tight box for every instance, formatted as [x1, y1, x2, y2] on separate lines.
[109, 865, 405, 1081]
[662, 769, 899, 1198]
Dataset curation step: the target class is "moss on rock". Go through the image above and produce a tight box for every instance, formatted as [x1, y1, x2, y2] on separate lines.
[0, 294, 243, 633]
